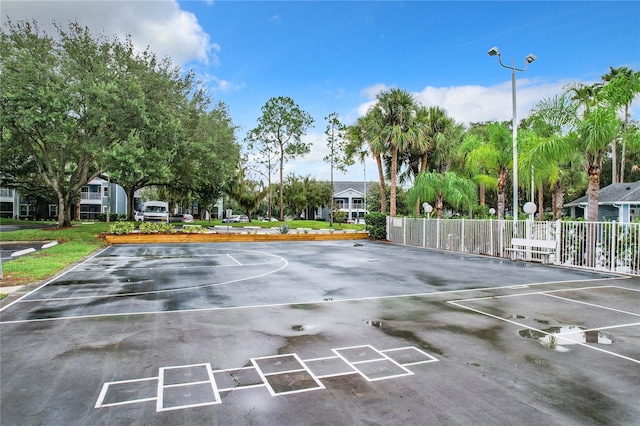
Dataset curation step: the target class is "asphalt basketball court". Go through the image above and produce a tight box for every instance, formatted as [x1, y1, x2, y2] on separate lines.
[1, 240, 639, 425]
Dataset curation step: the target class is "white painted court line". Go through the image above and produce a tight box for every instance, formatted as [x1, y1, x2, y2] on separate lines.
[381, 347, 439, 366]
[332, 345, 414, 382]
[11, 252, 288, 305]
[541, 292, 640, 317]
[2, 247, 629, 325]
[157, 363, 221, 412]
[3, 278, 624, 326]
[79, 258, 284, 272]
[94, 377, 159, 408]
[251, 353, 326, 397]
[95, 345, 439, 413]
[448, 288, 640, 365]
[226, 254, 242, 265]
[0, 246, 112, 314]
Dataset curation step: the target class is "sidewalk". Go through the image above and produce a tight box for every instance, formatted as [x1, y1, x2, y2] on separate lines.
[0, 285, 24, 295]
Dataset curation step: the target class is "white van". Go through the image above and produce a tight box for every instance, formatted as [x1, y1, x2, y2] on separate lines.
[142, 201, 169, 223]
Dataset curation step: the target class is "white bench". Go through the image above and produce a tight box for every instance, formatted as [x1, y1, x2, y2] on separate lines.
[506, 238, 556, 264]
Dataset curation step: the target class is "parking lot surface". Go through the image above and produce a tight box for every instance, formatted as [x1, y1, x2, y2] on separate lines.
[1, 240, 638, 425]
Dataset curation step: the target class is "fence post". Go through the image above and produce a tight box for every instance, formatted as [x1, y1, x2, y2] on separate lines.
[436, 218, 441, 249]
[403, 217, 406, 246]
[554, 220, 561, 265]
[490, 219, 494, 256]
[422, 217, 426, 247]
[610, 221, 617, 273]
[461, 219, 465, 253]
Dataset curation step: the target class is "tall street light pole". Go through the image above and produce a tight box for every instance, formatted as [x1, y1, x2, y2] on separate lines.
[488, 46, 536, 224]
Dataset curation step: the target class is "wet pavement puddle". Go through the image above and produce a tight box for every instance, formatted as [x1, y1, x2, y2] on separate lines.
[519, 325, 613, 352]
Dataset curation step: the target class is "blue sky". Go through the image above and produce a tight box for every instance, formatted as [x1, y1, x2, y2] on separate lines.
[3, 1, 639, 182]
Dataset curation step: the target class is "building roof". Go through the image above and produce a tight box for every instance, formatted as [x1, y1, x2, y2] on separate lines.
[331, 181, 377, 197]
[564, 181, 640, 207]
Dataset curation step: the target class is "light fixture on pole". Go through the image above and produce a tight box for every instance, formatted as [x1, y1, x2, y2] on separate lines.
[488, 46, 535, 223]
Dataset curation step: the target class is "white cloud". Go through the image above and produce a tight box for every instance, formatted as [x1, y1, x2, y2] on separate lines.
[354, 79, 572, 126]
[198, 72, 245, 94]
[2, 0, 214, 65]
[414, 79, 571, 125]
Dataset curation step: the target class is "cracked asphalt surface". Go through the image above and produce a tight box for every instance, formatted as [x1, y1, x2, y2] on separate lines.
[1, 240, 639, 425]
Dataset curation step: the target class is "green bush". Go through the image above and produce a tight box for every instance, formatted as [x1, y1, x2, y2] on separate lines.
[364, 212, 387, 240]
[99, 213, 124, 222]
[139, 222, 175, 234]
[108, 221, 135, 235]
[333, 210, 347, 224]
[278, 223, 289, 234]
[181, 225, 204, 233]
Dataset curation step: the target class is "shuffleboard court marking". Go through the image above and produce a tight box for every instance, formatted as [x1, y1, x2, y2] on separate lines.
[448, 285, 640, 364]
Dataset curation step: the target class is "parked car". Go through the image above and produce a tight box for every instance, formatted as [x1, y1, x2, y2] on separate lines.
[169, 213, 195, 223]
[222, 215, 249, 223]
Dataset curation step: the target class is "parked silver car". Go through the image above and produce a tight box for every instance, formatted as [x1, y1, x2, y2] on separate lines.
[169, 213, 195, 223]
[222, 215, 249, 223]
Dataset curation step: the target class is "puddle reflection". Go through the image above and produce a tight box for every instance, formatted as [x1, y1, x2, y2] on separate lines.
[519, 326, 613, 352]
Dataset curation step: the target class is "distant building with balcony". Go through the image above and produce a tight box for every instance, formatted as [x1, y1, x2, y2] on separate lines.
[317, 181, 377, 223]
[0, 187, 19, 218]
[0, 177, 128, 220]
[78, 177, 128, 220]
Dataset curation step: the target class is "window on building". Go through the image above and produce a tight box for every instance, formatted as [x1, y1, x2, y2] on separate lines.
[20, 204, 30, 217]
[103, 186, 109, 197]
[353, 198, 363, 209]
[0, 187, 13, 197]
[49, 204, 58, 218]
[81, 185, 101, 200]
[335, 199, 346, 209]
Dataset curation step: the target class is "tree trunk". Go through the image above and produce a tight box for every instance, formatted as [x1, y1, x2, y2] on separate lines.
[586, 171, 600, 222]
[611, 139, 618, 184]
[126, 188, 136, 220]
[436, 196, 444, 219]
[620, 105, 629, 183]
[390, 144, 398, 217]
[57, 195, 71, 228]
[75, 198, 81, 223]
[497, 169, 507, 220]
[538, 181, 544, 220]
[497, 190, 505, 221]
[554, 187, 565, 220]
[376, 154, 386, 214]
[279, 151, 285, 221]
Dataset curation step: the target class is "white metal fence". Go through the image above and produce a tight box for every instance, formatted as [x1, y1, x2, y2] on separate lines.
[386, 217, 640, 276]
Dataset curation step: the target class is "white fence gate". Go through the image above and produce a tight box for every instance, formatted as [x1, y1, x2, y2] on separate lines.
[386, 217, 640, 276]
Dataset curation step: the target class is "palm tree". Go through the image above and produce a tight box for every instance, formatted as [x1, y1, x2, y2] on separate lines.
[523, 94, 582, 219]
[408, 171, 477, 219]
[601, 67, 640, 183]
[527, 89, 619, 222]
[372, 89, 422, 217]
[225, 163, 267, 221]
[462, 122, 513, 220]
[579, 103, 620, 221]
[346, 111, 388, 213]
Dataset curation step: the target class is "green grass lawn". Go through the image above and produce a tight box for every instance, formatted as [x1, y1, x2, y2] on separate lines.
[0, 218, 365, 293]
[0, 221, 110, 291]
